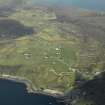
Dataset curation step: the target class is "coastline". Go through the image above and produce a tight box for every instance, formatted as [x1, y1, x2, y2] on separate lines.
[0, 74, 64, 98]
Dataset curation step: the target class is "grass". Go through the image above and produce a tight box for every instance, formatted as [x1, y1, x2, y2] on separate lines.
[0, 30, 78, 92]
[0, 8, 83, 92]
[0, 6, 103, 94]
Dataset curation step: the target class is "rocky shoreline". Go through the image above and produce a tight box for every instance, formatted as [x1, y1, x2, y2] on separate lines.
[0, 74, 64, 98]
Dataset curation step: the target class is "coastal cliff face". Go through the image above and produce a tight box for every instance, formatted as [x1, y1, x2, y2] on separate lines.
[62, 71, 105, 105]
[79, 72, 105, 105]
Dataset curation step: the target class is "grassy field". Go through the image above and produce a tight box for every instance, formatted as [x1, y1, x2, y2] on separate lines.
[0, 8, 80, 92]
[0, 7, 104, 94]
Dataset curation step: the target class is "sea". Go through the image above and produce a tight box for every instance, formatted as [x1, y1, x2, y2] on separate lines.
[31, 0, 105, 11]
[0, 79, 64, 105]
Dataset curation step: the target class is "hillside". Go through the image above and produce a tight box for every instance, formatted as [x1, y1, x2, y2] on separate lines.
[0, 5, 105, 96]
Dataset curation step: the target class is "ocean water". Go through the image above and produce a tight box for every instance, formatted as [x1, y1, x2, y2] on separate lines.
[31, 0, 105, 11]
[0, 79, 64, 105]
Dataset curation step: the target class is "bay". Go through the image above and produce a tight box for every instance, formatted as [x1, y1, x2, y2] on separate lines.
[0, 79, 64, 105]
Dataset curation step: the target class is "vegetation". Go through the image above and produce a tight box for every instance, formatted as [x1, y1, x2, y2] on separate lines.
[0, 4, 105, 99]
[0, 8, 79, 92]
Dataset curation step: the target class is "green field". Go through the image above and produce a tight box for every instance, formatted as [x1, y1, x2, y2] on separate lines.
[0, 7, 104, 94]
[0, 8, 80, 92]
